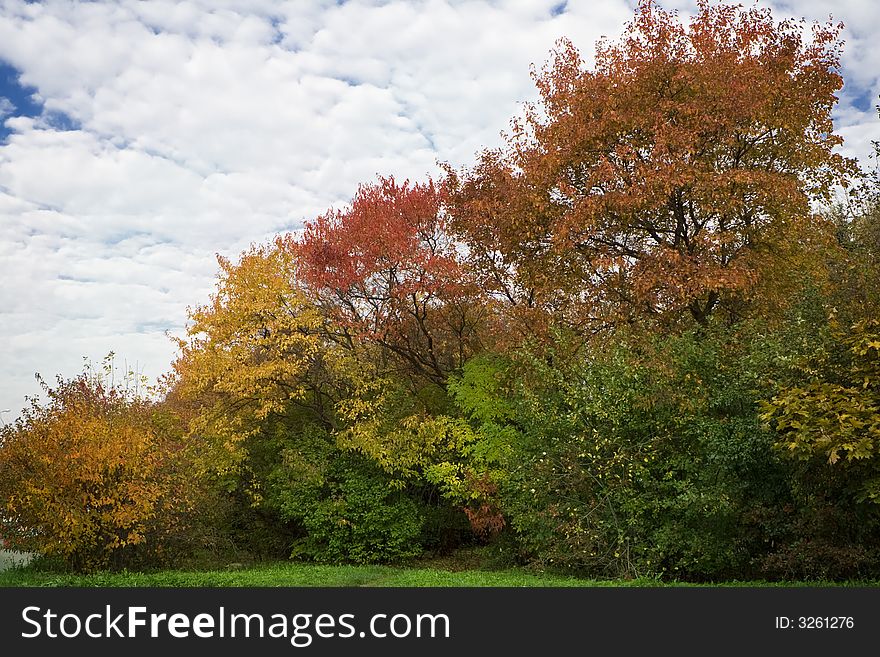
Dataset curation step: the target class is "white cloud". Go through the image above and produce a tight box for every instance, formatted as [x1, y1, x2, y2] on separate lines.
[0, 0, 878, 413]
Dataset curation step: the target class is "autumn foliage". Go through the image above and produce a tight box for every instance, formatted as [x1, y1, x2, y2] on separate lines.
[0, 370, 192, 571]
[170, 242, 327, 473]
[296, 176, 484, 383]
[446, 0, 853, 329]
[762, 319, 880, 498]
[4, 0, 880, 578]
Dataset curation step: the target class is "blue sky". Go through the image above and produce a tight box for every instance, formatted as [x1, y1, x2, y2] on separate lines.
[0, 61, 42, 139]
[0, 0, 879, 416]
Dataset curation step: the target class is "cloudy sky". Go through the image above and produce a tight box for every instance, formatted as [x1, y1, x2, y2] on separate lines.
[0, 0, 879, 418]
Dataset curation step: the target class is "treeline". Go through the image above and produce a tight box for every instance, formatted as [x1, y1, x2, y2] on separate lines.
[2, 1, 880, 579]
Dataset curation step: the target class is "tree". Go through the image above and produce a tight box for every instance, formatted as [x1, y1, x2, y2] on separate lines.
[762, 319, 880, 501]
[171, 239, 456, 560]
[296, 176, 484, 384]
[831, 108, 880, 322]
[446, 0, 855, 330]
[171, 241, 330, 474]
[0, 365, 192, 571]
[762, 106, 880, 506]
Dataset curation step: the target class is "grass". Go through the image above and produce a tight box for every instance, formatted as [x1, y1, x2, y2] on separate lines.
[0, 557, 874, 587]
[0, 561, 641, 587]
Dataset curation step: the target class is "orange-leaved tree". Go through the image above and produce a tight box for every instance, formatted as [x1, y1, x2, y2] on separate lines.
[0, 366, 191, 571]
[447, 0, 855, 330]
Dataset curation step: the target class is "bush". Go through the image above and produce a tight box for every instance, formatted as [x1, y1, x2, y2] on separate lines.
[454, 336, 657, 577]
[0, 368, 198, 572]
[280, 453, 425, 564]
[454, 324, 815, 580]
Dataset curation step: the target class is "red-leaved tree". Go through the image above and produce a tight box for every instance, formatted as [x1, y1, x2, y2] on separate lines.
[295, 176, 484, 383]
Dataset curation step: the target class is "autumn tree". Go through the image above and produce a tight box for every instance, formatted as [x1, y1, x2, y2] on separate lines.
[762, 319, 880, 501]
[170, 239, 472, 559]
[446, 0, 855, 329]
[171, 241, 336, 474]
[0, 365, 193, 571]
[832, 120, 880, 322]
[760, 99, 880, 505]
[296, 176, 484, 384]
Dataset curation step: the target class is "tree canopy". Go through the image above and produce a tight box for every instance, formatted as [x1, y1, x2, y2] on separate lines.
[446, 0, 855, 330]
[4, 0, 879, 580]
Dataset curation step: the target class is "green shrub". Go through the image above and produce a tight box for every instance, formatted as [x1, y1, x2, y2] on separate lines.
[454, 324, 812, 580]
[283, 454, 425, 563]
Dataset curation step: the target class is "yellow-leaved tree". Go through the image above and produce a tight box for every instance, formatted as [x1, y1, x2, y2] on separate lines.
[0, 364, 193, 571]
[171, 240, 338, 478]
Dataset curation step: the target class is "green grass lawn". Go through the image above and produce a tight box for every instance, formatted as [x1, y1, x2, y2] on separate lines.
[0, 561, 643, 587]
[0, 559, 871, 587]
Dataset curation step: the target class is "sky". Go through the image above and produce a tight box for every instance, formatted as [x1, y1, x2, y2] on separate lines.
[1, 0, 879, 419]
